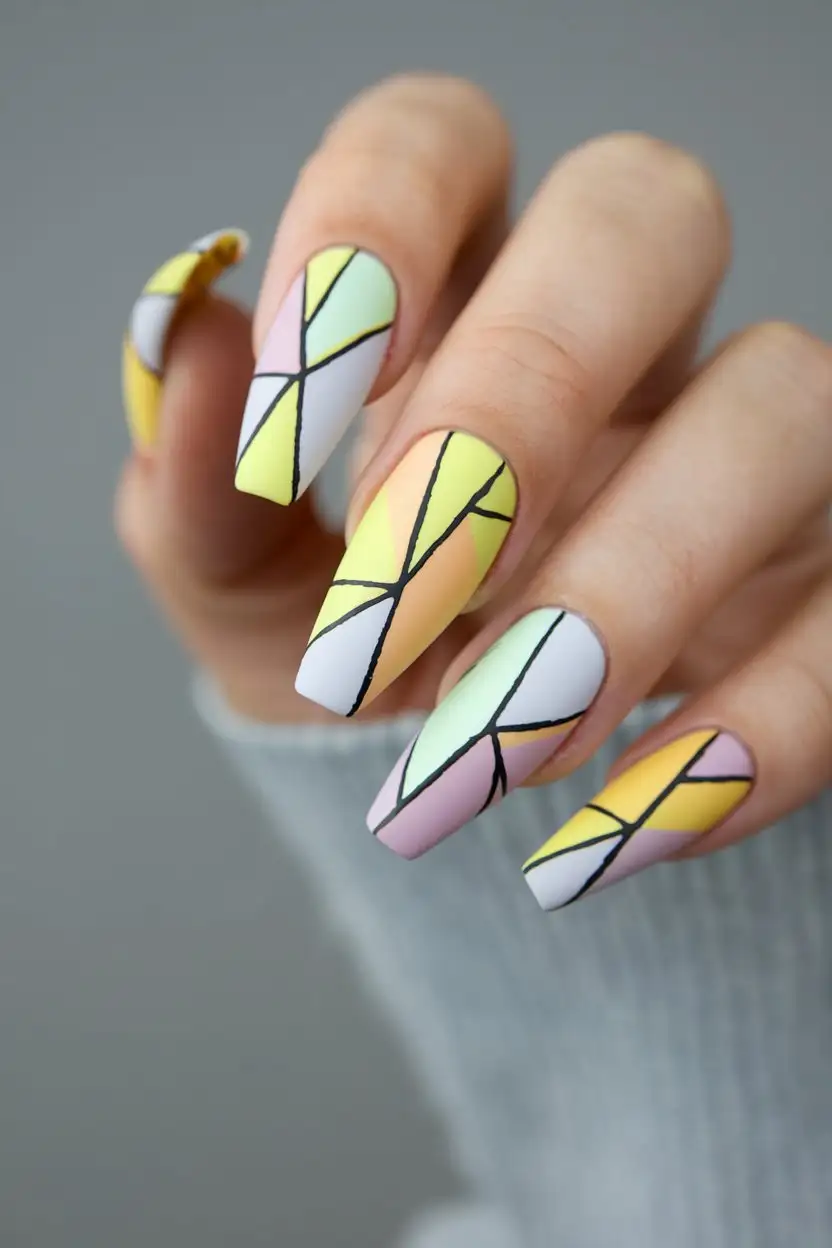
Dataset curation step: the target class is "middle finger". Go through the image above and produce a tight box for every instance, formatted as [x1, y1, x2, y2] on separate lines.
[296, 132, 730, 716]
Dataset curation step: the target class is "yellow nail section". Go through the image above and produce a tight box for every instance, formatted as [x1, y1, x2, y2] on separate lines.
[295, 430, 518, 716]
[122, 228, 248, 450]
[234, 247, 397, 506]
[523, 729, 755, 911]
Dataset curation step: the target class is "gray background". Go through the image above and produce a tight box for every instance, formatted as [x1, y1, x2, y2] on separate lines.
[1, 0, 830, 1244]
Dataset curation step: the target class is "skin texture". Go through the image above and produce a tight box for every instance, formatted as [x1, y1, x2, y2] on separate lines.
[117, 75, 832, 895]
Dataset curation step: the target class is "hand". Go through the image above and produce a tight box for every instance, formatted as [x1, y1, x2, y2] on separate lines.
[118, 75, 831, 909]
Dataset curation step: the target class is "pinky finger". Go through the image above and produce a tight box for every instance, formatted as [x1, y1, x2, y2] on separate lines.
[523, 574, 832, 911]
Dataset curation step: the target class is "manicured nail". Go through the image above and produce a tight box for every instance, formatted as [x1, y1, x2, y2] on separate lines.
[122, 228, 248, 450]
[523, 729, 755, 910]
[235, 247, 397, 506]
[295, 430, 518, 716]
[367, 609, 606, 859]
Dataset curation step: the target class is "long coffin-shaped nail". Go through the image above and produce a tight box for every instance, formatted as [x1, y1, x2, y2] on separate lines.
[523, 729, 755, 911]
[122, 228, 248, 450]
[367, 609, 606, 859]
[234, 247, 397, 506]
[295, 430, 518, 716]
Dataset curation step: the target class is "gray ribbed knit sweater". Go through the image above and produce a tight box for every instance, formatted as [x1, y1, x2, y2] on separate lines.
[196, 680, 831, 1248]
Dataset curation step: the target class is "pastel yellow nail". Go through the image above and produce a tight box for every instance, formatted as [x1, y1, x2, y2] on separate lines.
[122, 228, 248, 450]
[295, 430, 518, 716]
[523, 729, 755, 910]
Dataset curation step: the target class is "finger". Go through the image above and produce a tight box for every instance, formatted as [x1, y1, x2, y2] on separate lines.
[297, 133, 729, 718]
[118, 294, 318, 588]
[614, 290, 716, 425]
[122, 228, 248, 451]
[352, 201, 515, 484]
[234, 74, 512, 507]
[523, 570, 832, 911]
[366, 320, 832, 858]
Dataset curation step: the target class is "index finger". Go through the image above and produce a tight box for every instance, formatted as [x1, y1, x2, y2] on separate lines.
[234, 74, 512, 507]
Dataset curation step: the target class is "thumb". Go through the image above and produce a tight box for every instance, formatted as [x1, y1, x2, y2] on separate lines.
[117, 237, 341, 722]
[119, 230, 330, 587]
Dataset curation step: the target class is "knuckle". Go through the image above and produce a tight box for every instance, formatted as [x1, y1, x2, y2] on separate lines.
[562, 131, 728, 239]
[635, 517, 701, 603]
[321, 74, 510, 185]
[659, 541, 702, 604]
[335, 73, 509, 149]
[572, 130, 685, 169]
[741, 319, 819, 359]
[421, 76, 513, 160]
[740, 321, 832, 409]
[454, 319, 594, 426]
[298, 138, 453, 253]
[376, 73, 505, 124]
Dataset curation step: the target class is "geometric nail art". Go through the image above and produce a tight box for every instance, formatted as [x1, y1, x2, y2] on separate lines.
[369, 609, 606, 859]
[235, 247, 397, 506]
[295, 430, 517, 718]
[122, 228, 248, 451]
[523, 729, 755, 911]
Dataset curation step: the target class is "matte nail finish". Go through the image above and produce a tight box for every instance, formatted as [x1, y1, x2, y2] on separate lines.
[368, 609, 606, 858]
[295, 430, 517, 716]
[235, 247, 397, 506]
[523, 729, 755, 911]
[123, 228, 248, 450]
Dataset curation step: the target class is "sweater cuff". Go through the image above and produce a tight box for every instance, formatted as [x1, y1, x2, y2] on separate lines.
[193, 670, 426, 758]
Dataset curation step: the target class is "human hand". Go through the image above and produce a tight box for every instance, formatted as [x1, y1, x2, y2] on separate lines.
[118, 75, 831, 908]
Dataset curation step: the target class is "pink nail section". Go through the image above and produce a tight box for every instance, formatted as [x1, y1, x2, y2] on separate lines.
[686, 731, 752, 779]
[257, 273, 304, 373]
[368, 609, 607, 859]
[376, 736, 501, 861]
[522, 729, 756, 912]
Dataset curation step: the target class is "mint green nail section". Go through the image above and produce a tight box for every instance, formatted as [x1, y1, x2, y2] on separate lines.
[368, 608, 608, 858]
[404, 609, 567, 789]
[304, 251, 397, 366]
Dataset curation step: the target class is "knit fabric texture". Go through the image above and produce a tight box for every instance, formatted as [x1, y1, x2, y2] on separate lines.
[196, 678, 832, 1248]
